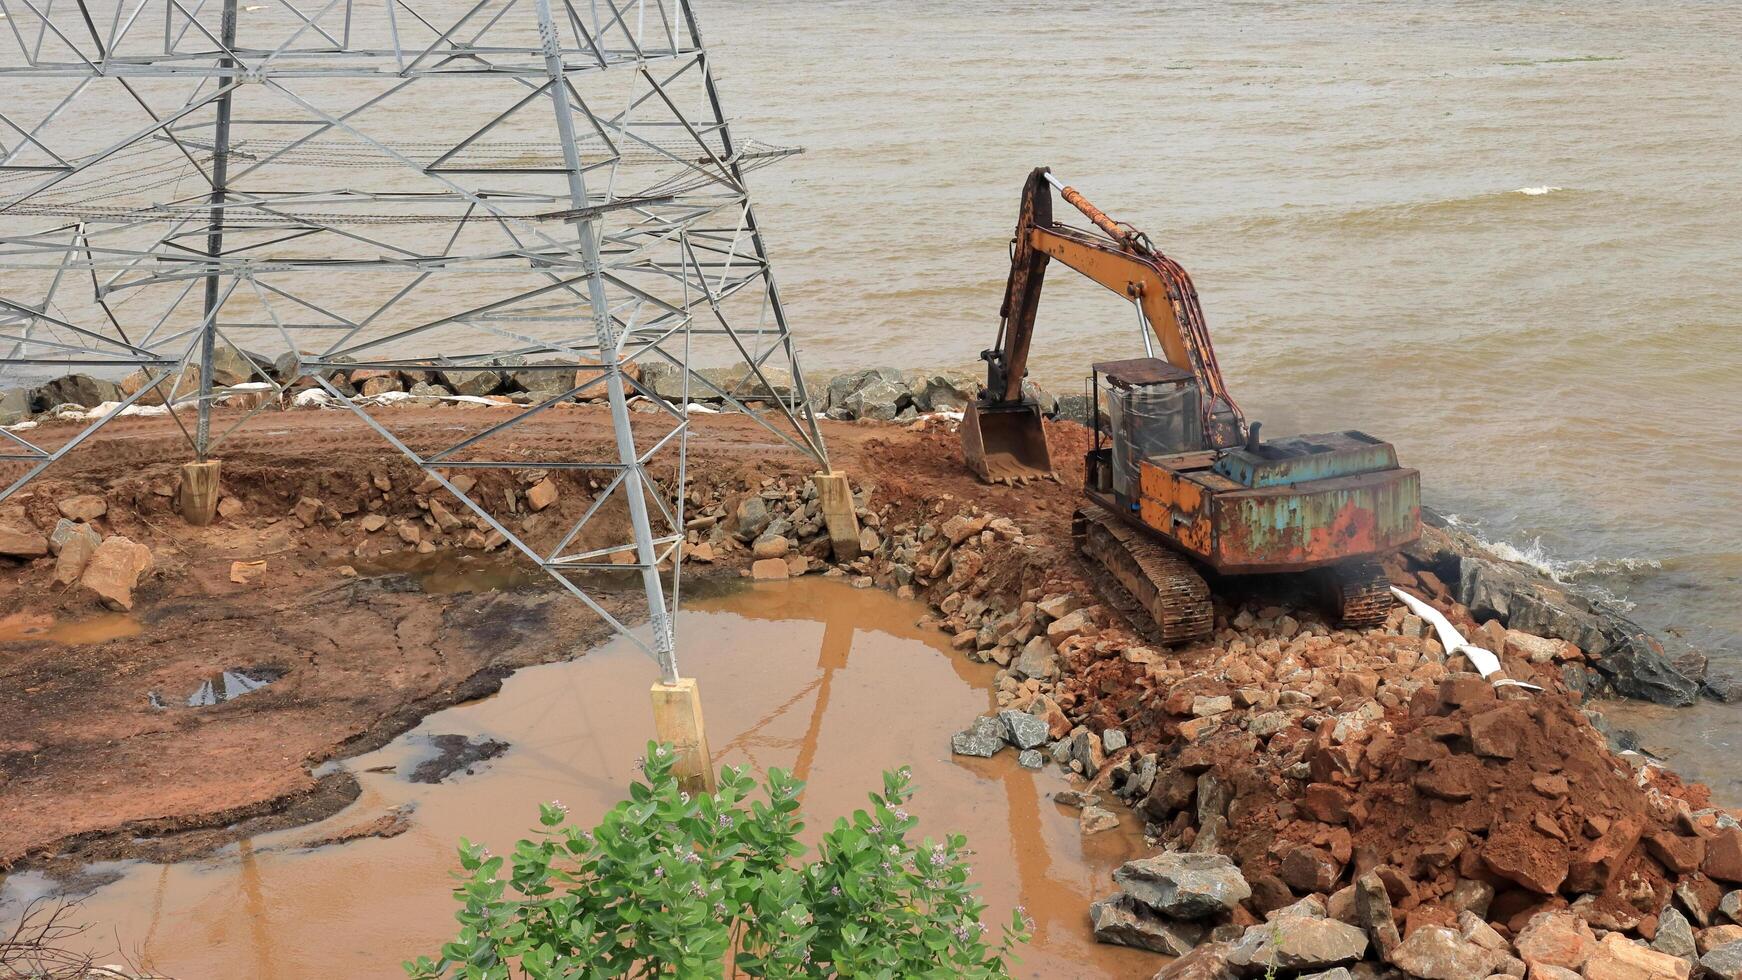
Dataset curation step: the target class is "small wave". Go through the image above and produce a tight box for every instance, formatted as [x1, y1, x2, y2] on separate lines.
[1438, 515, 1660, 611]
[1514, 186, 1564, 196]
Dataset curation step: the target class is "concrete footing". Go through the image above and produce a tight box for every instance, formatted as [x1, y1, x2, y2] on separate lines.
[650, 677, 716, 794]
[178, 460, 222, 527]
[812, 470, 862, 562]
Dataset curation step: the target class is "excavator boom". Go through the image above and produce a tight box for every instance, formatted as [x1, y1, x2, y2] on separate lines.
[963, 168, 1245, 483]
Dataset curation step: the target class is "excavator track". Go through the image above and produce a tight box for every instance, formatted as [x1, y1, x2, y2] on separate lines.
[1072, 505, 1213, 647]
[1324, 560, 1394, 629]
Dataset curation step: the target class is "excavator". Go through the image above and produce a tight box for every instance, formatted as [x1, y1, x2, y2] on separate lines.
[961, 168, 1420, 645]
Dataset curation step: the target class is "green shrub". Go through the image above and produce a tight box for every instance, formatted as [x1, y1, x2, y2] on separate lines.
[408, 742, 1030, 978]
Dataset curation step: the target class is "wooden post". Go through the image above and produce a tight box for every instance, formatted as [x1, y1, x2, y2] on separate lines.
[812, 470, 862, 561]
[179, 460, 222, 527]
[650, 677, 715, 794]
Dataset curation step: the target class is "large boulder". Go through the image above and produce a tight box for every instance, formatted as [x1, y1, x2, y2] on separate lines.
[1112, 852, 1251, 920]
[1089, 894, 1202, 955]
[1513, 909, 1597, 973]
[843, 378, 910, 421]
[1458, 555, 1697, 706]
[1386, 925, 1514, 979]
[1583, 932, 1691, 979]
[825, 367, 905, 415]
[30, 374, 123, 409]
[1700, 939, 1742, 979]
[1225, 916, 1368, 973]
[437, 365, 504, 397]
[78, 535, 154, 611]
[208, 345, 272, 386]
[911, 371, 978, 413]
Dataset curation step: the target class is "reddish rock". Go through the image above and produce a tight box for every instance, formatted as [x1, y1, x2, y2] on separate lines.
[1513, 909, 1597, 973]
[1279, 843, 1343, 894]
[1414, 756, 1477, 802]
[1582, 931, 1692, 980]
[77, 535, 154, 611]
[1569, 817, 1643, 894]
[1706, 827, 1742, 883]
[1482, 820, 1570, 895]
[1467, 703, 1525, 759]
[1646, 830, 1708, 876]
[750, 558, 788, 580]
[1302, 783, 1357, 825]
[0, 523, 48, 559]
[526, 477, 559, 512]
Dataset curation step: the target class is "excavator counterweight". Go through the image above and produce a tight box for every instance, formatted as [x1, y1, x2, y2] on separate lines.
[963, 169, 1421, 641]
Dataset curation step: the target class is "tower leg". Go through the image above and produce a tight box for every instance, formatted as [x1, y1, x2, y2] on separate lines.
[650, 678, 715, 794]
[179, 460, 222, 526]
[812, 470, 862, 561]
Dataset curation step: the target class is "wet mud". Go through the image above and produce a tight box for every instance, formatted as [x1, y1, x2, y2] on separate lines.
[1, 579, 1158, 978]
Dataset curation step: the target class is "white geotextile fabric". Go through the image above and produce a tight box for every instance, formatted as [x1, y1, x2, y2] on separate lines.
[1390, 586, 1542, 692]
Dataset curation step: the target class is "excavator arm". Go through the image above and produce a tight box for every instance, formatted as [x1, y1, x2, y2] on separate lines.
[963, 167, 1247, 483]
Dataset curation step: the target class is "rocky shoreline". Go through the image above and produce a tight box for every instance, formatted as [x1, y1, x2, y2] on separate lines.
[0, 370, 1729, 979]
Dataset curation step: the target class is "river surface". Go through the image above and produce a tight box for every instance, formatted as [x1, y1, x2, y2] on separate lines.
[702, 0, 1742, 723]
[0, 580, 1157, 978]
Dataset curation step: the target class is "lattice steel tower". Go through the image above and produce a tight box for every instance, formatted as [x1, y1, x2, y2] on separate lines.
[0, 0, 834, 703]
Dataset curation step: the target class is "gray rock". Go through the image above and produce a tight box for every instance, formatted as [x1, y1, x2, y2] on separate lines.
[1013, 635, 1059, 681]
[1054, 392, 1093, 426]
[911, 372, 978, 413]
[1089, 894, 1202, 955]
[1721, 889, 1742, 924]
[1, 386, 30, 425]
[206, 345, 272, 386]
[950, 716, 1006, 758]
[734, 496, 772, 541]
[48, 518, 102, 557]
[1385, 925, 1507, 979]
[1102, 728, 1128, 753]
[409, 381, 454, 398]
[1299, 970, 1354, 980]
[30, 374, 123, 409]
[1129, 752, 1158, 798]
[998, 709, 1049, 749]
[1458, 554, 1697, 706]
[1152, 942, 1236, 979]
[843, 378, 910, 421]
[696, 365, 796, 402]
[1653, 906, 1696, 960]
[1226, 916, 1368, 972]
[1113, 852, 1251, 920]
[437, 366, 504, 397]
[825, 367, 904, 412]
[1700, 939, 1742, 979]
[507, 361, 582, 400]
[1354, 871, 1401, 960]
[1017, 749, 1043, 769]
[1080, 805, 1121, 835]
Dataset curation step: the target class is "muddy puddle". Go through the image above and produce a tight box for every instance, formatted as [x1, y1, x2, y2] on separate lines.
[0, 611, 141, 646]
[0, 579, 1159, 978]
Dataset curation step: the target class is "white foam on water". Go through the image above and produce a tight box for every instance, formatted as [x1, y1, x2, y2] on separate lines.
[1514, 185, 1564, 196]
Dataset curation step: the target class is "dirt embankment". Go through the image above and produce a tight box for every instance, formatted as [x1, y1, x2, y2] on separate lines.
[2, 404, 1732, 979]
[0, 405, 880, 871]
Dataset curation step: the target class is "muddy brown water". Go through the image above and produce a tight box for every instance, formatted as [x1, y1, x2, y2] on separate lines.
[0, 611, 141, 646]
[0, 579, 1159, 978]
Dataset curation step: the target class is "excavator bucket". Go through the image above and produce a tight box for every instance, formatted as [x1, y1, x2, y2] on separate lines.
[961, 399, 1054, 483]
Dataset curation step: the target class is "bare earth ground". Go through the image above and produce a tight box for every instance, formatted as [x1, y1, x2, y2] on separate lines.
[0, 404, 1076, 873]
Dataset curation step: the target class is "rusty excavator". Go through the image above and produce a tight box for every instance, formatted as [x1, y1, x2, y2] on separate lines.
[961, 168, 1421, 645]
